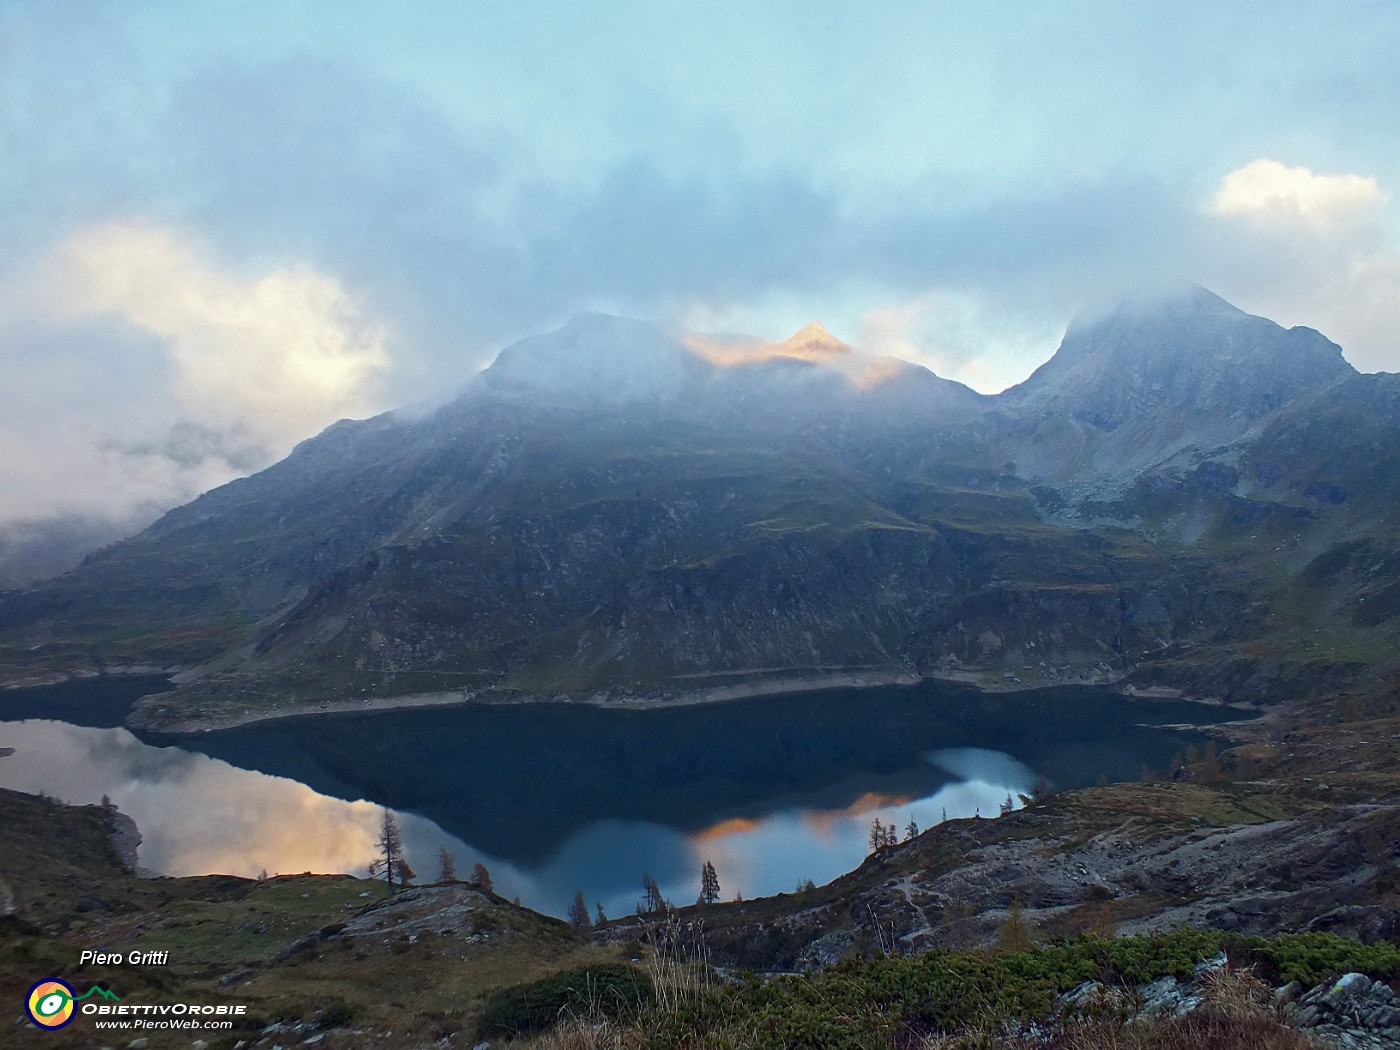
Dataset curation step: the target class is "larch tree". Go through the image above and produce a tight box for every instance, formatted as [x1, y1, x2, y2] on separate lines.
[869, 817, 886, 851]
[437, 847, 457, 883]
[472, 861, 494, 894]
[699, 859, 721, 905]
[368, 808, 409, 890]
[995, 899, 1033, 952]
[568, 890, 592, 928]
[641, 874, 664, 914]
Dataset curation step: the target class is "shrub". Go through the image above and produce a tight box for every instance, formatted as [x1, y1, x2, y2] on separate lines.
[317, 1001, 356, 1029]
[1225, 931, 1400, 985]
[476, 964, 653, 1039]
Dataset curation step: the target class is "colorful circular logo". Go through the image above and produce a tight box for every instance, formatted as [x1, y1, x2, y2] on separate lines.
[26, 978, 76, 1029]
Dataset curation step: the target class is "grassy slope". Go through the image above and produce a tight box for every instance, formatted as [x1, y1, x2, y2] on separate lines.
[0, 787, 630, 1049]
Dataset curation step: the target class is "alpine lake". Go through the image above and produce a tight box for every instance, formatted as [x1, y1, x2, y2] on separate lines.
[0, 675, 1247, 919]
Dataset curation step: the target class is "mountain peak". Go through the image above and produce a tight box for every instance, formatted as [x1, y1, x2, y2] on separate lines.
[773, 320, 851, 360]
[1004, 284, 1354, 453]
[789, 320, 832, 340]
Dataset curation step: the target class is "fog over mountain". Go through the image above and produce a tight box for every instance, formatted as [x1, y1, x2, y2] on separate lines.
[3, 285, 1394, 734]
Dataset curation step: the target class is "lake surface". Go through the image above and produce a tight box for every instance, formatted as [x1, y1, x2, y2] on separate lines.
[0, 676, 1245, 919]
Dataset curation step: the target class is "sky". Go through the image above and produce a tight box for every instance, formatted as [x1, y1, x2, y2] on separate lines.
[2, 1, 1399, 530]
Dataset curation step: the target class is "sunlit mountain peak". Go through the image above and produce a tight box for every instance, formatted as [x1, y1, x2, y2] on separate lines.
[774, 320, 852, 360]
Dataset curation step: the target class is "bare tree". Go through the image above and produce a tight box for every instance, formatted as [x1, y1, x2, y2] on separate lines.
[437, 847, 457, 883]
[640, 873, 664, 914]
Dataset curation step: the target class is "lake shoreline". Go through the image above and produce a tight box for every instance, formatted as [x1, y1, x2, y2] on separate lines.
[125, 666, 1255, 737]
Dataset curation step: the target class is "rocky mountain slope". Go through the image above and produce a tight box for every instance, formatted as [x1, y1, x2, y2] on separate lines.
[1, 285, 1393, 730]
[999, 286, 1353, 488]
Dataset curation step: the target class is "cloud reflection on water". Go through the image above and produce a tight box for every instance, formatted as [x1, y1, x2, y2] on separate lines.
[0, 719, 387, 876]
[0, 720, 1039, 919]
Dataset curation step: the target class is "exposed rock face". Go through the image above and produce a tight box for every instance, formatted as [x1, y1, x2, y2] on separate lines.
[671, 761, 1400, 975]
[0, 288, 1391, 727]
[1058, 966, 1400, 1050]
[1287, 973, 1400, 1049]
[107, 807, 148, 876]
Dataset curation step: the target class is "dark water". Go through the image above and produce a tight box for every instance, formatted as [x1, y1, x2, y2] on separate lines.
[0, 676, 1245, 918]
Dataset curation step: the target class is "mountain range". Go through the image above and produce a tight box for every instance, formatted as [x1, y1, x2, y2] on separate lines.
[2, 284, 1396, 731]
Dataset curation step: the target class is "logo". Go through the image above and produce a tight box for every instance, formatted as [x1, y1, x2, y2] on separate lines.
[25, 979, 120, 1029]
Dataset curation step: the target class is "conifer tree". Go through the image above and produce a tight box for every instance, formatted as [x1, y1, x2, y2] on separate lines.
[437, 847, 457, 883]
[568, 890, 592, 928]
[995, 899, 1033, 952]
[699, 859, 721, 904]
[869, 817, 886, 851]
[368, 808, 410, 890]
[905, 817, 919, 840]
[641, 873, 664, 913]
[1197, 740, 1221, 783]
[596, 901, 607, 925]
[472, 861, 493, 894]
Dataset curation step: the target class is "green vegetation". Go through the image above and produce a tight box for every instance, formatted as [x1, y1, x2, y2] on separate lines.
[476, 963, 653, 1039]
[495, 930, 1400, 1049]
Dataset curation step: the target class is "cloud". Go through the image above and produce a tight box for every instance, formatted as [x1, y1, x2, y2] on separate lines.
[1202, 160, 1400, 374]
[855, 292, 1058, 394]
[62, 222, 389, 448]
[1210, 159, 1387, 229]
[0, 223, 390, 526]
[7, 32, 1400, 551]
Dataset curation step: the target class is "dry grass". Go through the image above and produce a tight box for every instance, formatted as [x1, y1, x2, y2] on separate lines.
[517, 912, 760, 1050]
[1049, 1014, 1312, 1050]
[905, 967, 1307, 1050]
[643, 912, 715, 1011]
[519, 1018, 638, 1050]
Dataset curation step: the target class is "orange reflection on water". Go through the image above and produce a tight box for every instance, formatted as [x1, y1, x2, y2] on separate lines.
[688, 816, 762, 842]
[800, 791, 914, 840]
